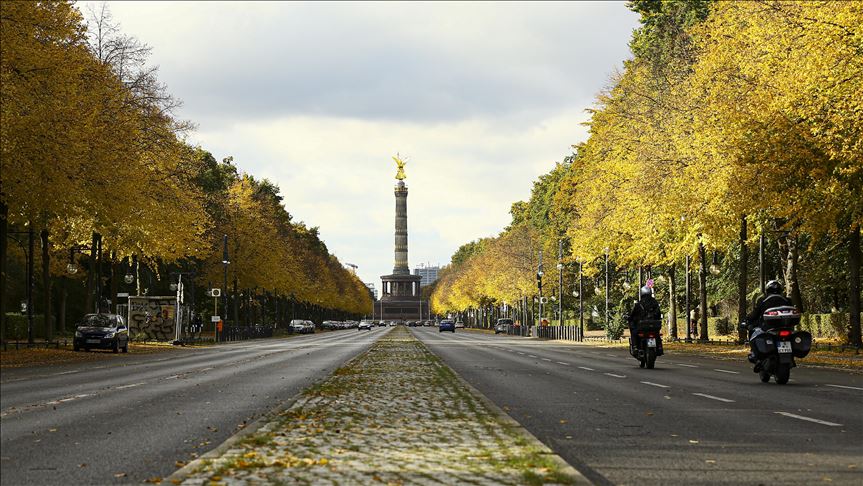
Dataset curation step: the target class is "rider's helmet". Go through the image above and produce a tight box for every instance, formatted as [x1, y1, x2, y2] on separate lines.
[765, 280, 783, 295]
[639, 286, 652, 298]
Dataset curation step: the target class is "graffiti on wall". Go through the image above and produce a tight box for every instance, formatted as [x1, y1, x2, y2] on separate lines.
[128, 296, 177, 341]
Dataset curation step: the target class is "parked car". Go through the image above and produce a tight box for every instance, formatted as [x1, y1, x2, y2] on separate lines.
[358, 321, 373, 331]
[74, 313, 129, 353]
[289, 319, 315, 334]
[495, 318, 513, 334]
[439, 320, 455, 333]
[454, 320, 465, 329]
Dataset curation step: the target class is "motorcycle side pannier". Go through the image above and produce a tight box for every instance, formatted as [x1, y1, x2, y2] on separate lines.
[791, 331, 812, 358]
[751, 333, 777, 356]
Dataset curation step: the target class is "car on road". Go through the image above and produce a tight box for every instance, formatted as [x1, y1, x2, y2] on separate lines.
[289, 319, 315, 334]
[74, 313, 129, 353]
[439, 320, 455, 332]
[358, 321, 373, 331]
[495, 318, 513, 334]
[455, 320, 465, 329]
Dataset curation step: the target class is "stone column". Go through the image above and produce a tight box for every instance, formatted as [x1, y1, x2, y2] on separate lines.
[394, 181, 409, 275]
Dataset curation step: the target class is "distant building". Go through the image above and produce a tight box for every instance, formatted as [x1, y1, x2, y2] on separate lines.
[413, 264, 440, 287]
[365, 282, 378, 300]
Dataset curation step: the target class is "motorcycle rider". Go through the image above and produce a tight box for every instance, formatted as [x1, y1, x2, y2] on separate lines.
[627, 284, 661, 353]
[745, 280, 793, 363]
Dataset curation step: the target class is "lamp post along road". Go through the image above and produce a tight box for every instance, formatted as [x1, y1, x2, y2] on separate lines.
[557, 240, 563, 327]
[537, 250, 544, 326]
[222, 235, 230, 336]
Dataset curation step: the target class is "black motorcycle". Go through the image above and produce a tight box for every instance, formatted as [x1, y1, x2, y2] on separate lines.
[630, 319, 663, 369]
[743, 306, 812, 384]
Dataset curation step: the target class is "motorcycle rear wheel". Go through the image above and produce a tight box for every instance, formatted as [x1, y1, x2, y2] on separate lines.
[646, 348, 656, 369]
[775, 363, 791, 384]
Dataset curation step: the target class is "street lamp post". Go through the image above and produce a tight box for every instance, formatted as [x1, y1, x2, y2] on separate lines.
[604, 247, 610, 329]
[537, 250, 544, 326]
[222, 235, 230, 340]
[685, 254, 692, 343]
[557, 240, 563, 327]
[578, 257, 584, 341]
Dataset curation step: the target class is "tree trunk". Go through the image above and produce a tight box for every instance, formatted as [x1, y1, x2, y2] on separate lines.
[737, 216, 749, 344]
[41, 229, 52, 341]
[232, 277, 239, 327]
[849, 224, 861, 348]
[110, 253, 118, 314]
[668, 264, 678, 340]
[699, 242, 709, 341]
[776, 226, 804, 311]
[0, 201, 7, 342]
[59, 279, 67, 335]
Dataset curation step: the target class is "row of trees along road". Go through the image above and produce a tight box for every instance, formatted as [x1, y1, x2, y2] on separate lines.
[431, 0, 862, 347]
[1, 2, 372, 342]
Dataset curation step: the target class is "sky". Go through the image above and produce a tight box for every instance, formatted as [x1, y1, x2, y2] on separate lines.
[81, 1, 641, 289]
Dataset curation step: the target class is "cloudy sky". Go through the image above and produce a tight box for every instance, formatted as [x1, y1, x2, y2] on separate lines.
[84, 1, 640, 288]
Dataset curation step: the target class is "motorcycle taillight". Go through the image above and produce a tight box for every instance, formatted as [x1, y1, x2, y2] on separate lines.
[778, 329, 791, 338]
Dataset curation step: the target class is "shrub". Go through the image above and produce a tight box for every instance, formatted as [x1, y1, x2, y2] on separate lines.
[606, 298, 629, 341]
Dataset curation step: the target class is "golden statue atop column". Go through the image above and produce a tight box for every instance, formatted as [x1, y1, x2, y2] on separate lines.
[392, 153, 407, 180]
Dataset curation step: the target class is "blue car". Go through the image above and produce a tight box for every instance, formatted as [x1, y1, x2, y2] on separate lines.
[439, 320, 455, 332]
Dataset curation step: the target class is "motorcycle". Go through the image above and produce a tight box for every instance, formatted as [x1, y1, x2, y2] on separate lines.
[630, 319, 663, 369]
[741, 306, 812, 384]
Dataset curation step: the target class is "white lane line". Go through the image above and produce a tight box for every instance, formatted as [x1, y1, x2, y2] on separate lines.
[200, 367, 214, 372]
[825, 384, 863, 391]
[578, 366, 595, 371]
[556, 361, 570, 366]
[528, 355, 538, 358]
[164, 374, 181, 380]
[517, 352, 525, 355]
[692, 393, 735, 403]
[641, 381, 669, 388]
[55, 370, 80, 375]
[604, 373, 626, 378]
[606, 354, 618, 358]
[542, 358, 552, 362]
[775, 412, 842, 427]
[46, 394, 92, 405]
[713, 369, 739, 374]
[677, 363, 698, 368]
[115, 382, 146, 390]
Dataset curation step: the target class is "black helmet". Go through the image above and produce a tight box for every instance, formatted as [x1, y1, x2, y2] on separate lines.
[765, 280, 783, 295]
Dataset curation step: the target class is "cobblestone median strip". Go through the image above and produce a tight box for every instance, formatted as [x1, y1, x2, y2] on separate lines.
[172, 326, 588, 485]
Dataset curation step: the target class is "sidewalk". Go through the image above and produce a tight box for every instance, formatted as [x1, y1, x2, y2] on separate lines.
[171, 326, 586, 485]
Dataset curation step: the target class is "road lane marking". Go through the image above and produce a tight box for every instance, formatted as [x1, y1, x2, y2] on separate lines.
[641, 381, 669, 388]
[692, 393, 735, 403]
[713, 369, 739, 374]
[517, 352, 525, 355]
[542, 358, 552, 362]
[825, 384, 863, 391]
[677, 363, 698, 368]
[200, 367, 214, 372]
[604, 373, 626, 378]
[578, 366, 595, 371]
[45, 394, 92, 405]
[54, 370, 80, 375]
[775, 412, 842, 426]
[115, 382, 146, 390]
[556, 361, 570, 366]
[164, 374, 181, 380]
[528, 355, 538, 358]
[606, 354, 618, 358]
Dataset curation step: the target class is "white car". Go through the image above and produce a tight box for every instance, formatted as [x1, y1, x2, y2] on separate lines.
[455, 320, 465, 329]
[358, 321, 373, 331]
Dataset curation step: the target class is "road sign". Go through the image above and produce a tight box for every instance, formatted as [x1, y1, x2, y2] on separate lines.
[210, 288, 222, 297]
[211, 315, 221, 322]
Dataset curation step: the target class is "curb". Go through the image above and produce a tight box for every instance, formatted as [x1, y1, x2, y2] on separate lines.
[441, 361, 594, 486]
[165, 327, 393, 484]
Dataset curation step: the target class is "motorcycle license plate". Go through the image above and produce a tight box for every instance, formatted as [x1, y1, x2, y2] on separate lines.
[777, 341, 792, 354]
[647, 338, 656, 348]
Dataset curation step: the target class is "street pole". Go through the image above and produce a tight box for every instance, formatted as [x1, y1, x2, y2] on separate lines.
[578, 259, 584, 341]
[685, 254, 691, 343]
[604, 248, 610, 329]
[27, 226, 34, 344]
[759, 232, 766, 293]
[537, 250, 544, 326]
[222, 235, 229, 338]
[558, 240, 563, 327]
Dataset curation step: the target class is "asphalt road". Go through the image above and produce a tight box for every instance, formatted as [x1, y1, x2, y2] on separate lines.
[412, 327, 863, 486]
[0, 328, 384, 485]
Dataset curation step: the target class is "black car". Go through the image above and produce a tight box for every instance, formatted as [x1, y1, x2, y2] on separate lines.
[74, 313, 130, 353]
[495, 318, 513, 334]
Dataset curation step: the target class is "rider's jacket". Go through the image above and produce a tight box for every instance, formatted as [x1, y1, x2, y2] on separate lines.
[627, 295, 661, 326]
[745, 293, 793, 331]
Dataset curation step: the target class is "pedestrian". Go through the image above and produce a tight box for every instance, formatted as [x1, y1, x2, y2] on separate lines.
[690, 307, 700, 339]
